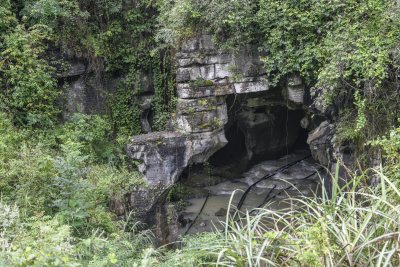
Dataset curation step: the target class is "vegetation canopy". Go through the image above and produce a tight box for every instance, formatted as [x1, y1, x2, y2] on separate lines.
[0, 0, 399, 265]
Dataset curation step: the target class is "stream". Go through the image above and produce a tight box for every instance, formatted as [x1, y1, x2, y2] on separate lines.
[176, 149, 325, 235]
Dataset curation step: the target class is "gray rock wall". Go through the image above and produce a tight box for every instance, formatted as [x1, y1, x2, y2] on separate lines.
[60, 57, 111, 117]
[126, 35, 343, 240]
[128, 35, 270, 189]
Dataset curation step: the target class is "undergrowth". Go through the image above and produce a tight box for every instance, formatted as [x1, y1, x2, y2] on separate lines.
[149, 168, 400, 266]
[0, 112, 149, 266]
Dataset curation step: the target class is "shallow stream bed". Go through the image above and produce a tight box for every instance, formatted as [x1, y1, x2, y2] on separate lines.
[177, 149, 325, 235]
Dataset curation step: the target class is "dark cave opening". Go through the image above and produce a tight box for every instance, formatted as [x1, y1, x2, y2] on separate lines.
[174, 96, 319, 237]
[179, 93, 312, 184]
[209, 123, 248, 167]
[209, 94, 310, 174]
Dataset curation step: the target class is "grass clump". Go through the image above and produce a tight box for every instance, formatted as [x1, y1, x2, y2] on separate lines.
[149, 169, 400, 266]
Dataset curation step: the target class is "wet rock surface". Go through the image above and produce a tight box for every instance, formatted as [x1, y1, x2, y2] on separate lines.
[178, 150, 325, 235]
[125, 35, 338, 242]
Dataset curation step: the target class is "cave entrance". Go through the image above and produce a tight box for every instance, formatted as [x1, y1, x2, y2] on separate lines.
[209, 93, 310, 175]
[209, 123, 248, 170]
[174, 94, 321, 236]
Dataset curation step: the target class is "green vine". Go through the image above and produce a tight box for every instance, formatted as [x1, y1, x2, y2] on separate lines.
[153, 50, 176, 131]
[107, 77, 142, 136]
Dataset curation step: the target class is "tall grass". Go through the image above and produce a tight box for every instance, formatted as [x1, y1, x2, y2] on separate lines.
[154, 169, 400, 266]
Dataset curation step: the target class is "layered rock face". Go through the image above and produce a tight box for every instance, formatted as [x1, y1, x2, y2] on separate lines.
[126, 35, 345, 240]
[128, 35, 270, 188]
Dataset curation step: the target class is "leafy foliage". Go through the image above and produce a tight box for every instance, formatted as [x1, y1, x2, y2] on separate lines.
[0, 112, 141, 220]
[0, 24, 60, 127]
[0, 0, 17, 34]
[0, 202, 153, 266]
[369, 123, 400, 193]
[1, 0, 176, 133]
[0, 1, 176, 263]
[58, 113, 114, 162]
[158, 0, 259, 49]
[0, 112, 150, 265]
[1, 0, 400, 265]
[159, 0, 400, 143]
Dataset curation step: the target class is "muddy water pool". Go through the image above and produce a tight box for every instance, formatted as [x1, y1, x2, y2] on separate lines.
[177, 149, 325, 235]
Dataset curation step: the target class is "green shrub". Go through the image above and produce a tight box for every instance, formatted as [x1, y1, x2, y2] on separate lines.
[0, 202, 154, 267]
[0, 0, 16, 35]
[0, 111, 143, 236]
[369, 123, 400, 193]
[0, 110, 150, 265]
[0, 214, 78, 267]
[20, 0, 86, 32]
[0, 127, 58, 216]
[107, 83, 142, 136]
[51, 137, 143, 236]
[58, 113, 114, 162]
[0, 24, 60, 127]
[158, 0, 258, 48]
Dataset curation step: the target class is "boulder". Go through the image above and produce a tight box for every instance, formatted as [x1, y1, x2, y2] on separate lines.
[127, 132, 191, 186]
[307, 121, 335, 165]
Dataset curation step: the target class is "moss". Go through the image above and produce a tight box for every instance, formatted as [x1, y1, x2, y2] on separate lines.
[192, 109, 199, 115]
[198, 99, 209, 106]
[199, 122, 211, 129]
[204, 80, 214, 86]
[192, 78, 214, 88]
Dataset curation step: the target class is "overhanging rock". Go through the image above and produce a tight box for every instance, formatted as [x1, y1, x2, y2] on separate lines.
[127, 130, 227, 187]
[128, 35, 269, 188]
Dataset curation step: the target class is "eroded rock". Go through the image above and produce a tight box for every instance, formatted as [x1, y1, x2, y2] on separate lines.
[307, 121, 335, 165]
[127, 131, 228, 187]
[128, 34, 271, 189]
[126, 35, 334, 241]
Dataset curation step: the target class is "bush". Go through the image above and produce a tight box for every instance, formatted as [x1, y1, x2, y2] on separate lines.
[0, 110, 150, 265]
[0, 24, 60, 127]
[158, 0, 258, 48]
[0, 202, 154, 267]
[369, 123, 400, 194]
[58, 114, 114, 162]
[0, 0, 16, 35]
[0, 212, 78, 267]
[0, 111, 143, 235]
